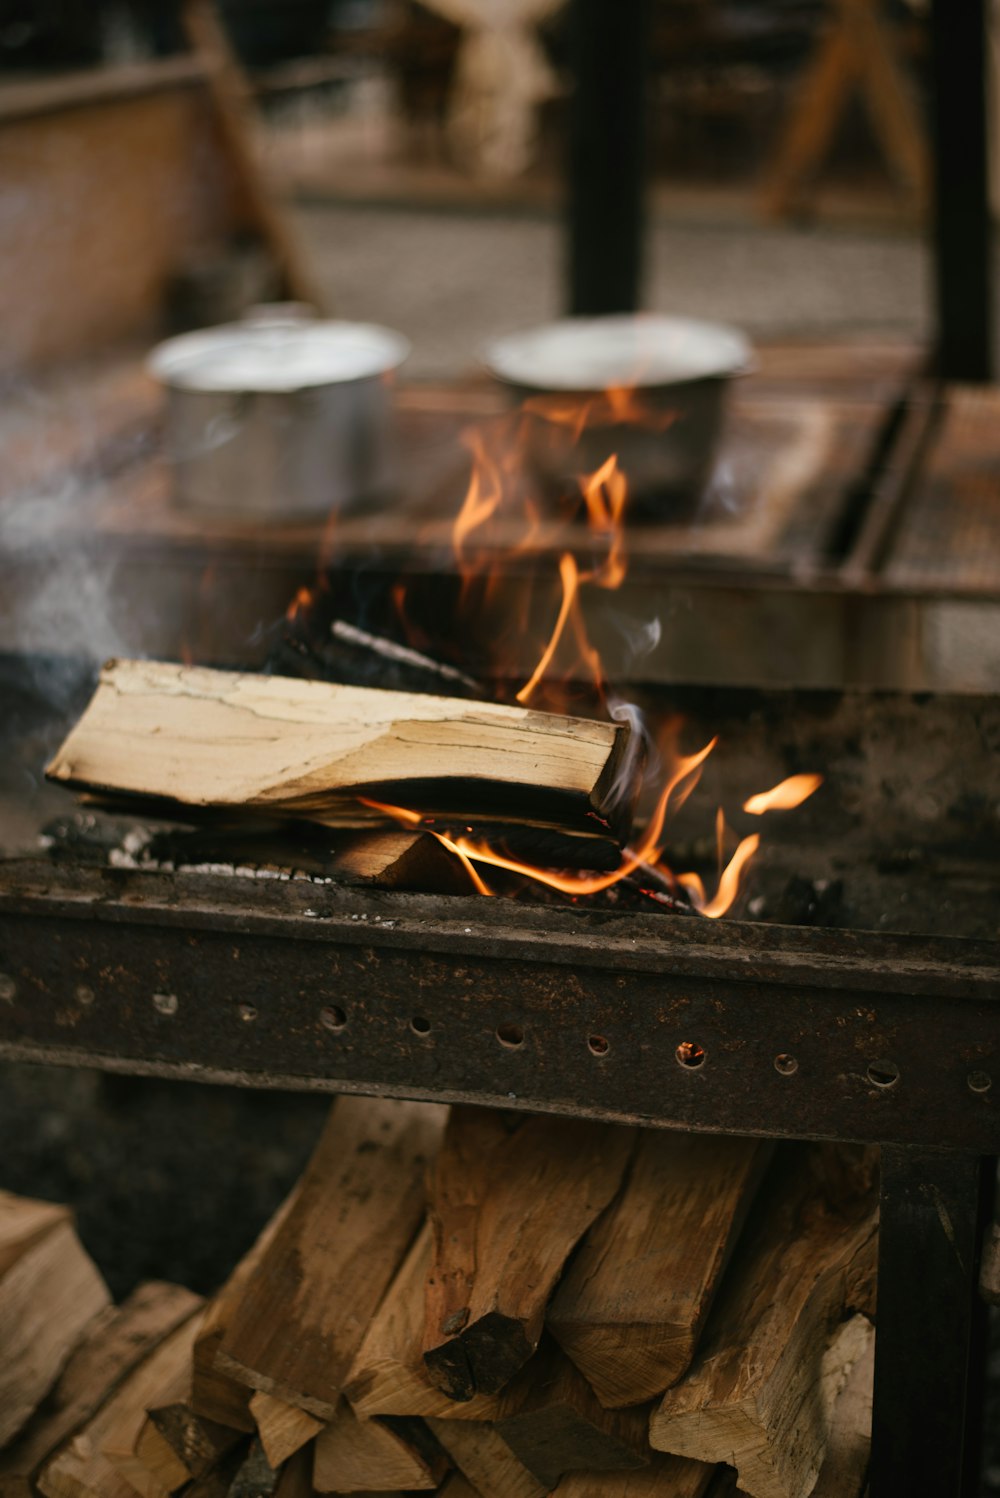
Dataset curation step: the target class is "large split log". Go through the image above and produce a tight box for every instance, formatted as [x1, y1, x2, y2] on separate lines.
[191, 1188, 302, 1433]
[549, 1134, 770, 1406]
[312, 1404, 447, 1493]
[217, 1097, 446, 1419]
[491, 1339, 651, 1490]
[345, 1225, 504, 1422]
[0, 1284, 201, 1498]
[0, 1192, 111, 1448]
[424, 1418, 546, 1498]
[552, 1453, 716, 1498]
[38, 1310, 204, 1498]
[423, 1113, 636, 1400]
[46, 661, 637, 862]
[649, 1146, 879, 1498]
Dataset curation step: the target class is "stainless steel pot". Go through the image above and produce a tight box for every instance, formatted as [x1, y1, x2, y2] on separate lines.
[481, 314, 752, 515]
[148, 315, 410, 521]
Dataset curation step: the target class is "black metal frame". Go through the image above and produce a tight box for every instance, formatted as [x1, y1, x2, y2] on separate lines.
[0, 861, 997, 1496]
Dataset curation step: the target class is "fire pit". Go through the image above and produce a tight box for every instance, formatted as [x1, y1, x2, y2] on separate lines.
[0, 651, 996, 1496]
[1, 335, 998, 1497]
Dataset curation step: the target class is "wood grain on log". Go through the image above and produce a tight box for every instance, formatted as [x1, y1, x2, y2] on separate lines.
[425, 1418, 546, 1498]
[191, 1188, 302, 1433]
[0, 1284, 200, 1498]
[0, 1193, 111, 1449]
[312, 1404, 446, 1493]
[40, 1312, 203, 1498]
[46, 662, 633, 852]
[553, 1452, 716, 1498]
[549, 1134, 770, 1407]
[492, 1339, 650, 1490]
[248, 1395, 322, 1470]
[649, 1146, 878, 1498]
[423, 1115, 636, 1400]
[218, 1098, 445, 1418]
[345, 1225, 504, 1422]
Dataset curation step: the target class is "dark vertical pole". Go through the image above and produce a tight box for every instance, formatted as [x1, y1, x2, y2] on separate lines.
[869, 1146, 994, 1498]
[567, 0, 650, 315]
[928, 0, 993, 380]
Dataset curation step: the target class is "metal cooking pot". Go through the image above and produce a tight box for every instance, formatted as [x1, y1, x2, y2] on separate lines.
[481, 314, 752, 515]
[148, 314, 411, 521]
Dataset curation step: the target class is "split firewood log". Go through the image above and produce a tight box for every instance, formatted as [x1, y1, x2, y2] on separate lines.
[46, 661, 638, 866]
[312, 1402, 447, 1493]
[345, 1224, 504, 1422]
[0, 1284, 201, 1498]
[491, 1338, 651, 1490]
[810, 1319, 874, 1498]
[247, 1395, 322, 1470]
[0, 1192, 111, 1448]
[134, 1371, 242, 1490]
[552, 1452, 716, 1498]
[217, 1097, 446, 1419]
[549, 1133, 770, 1407]
[423, 1112, 636, 1400]
[268, 1450, 310, 1498]
[38, 1310, 204, 1498]
[192, 1187, 303, 1433]
[649, 1145, 879, 1498]
[424, 1418, 546, 1498]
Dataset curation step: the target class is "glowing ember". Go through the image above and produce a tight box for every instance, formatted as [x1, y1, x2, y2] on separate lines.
[743, 774, 823, 815]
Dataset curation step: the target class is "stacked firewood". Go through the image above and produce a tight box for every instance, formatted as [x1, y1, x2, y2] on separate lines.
[0, 1100, 878, 1498]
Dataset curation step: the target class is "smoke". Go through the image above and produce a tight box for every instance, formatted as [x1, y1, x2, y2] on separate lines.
[604, 695, 660, 814]
[611, 611, 661, 665]
[0, 375, 137, 721]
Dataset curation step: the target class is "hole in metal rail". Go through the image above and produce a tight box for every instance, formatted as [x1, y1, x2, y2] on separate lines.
[152, 992, 178, 1017]
[410, 1016, 431, 1035]
[588, 1034, 610, 1056]
[320, 1005, 347, 1032]
[676, 1041, 706, 1069]
[866, 1059, 900, 1089]
[774, 1053, 798, 1076]
[496, 1023, 524, 1049]
[968, 1070, 992, 1095]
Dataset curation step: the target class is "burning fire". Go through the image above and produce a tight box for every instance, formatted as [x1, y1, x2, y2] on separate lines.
[284, 375, 823, 920]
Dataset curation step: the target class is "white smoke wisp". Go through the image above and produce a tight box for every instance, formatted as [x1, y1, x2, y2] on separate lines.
[0, 375, 135, 719]
[604, 695, 661, 817]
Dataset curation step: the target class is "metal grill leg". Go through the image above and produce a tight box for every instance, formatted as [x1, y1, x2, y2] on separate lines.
[870, 1146, 994, 1498]
[566, 0, 650, 315]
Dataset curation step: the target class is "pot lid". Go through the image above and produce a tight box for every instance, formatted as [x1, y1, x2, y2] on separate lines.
[482, 314, 752, 391]
[149, 320, 411, 393]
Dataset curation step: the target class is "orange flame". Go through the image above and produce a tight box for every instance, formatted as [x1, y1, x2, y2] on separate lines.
[581, 454, 628, 589]
[453, 430, 503, 573]
[289, 379, 821, 924]
[516, 553, 580, 705]
[677, 835, 761, 920]
[743, 774, 823, 815]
